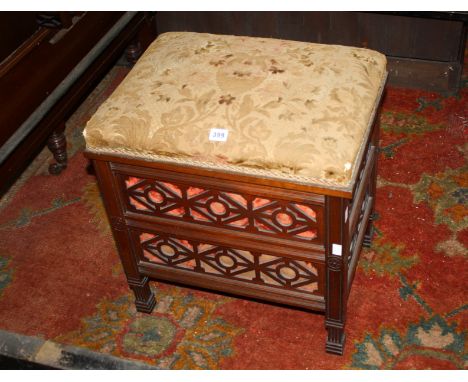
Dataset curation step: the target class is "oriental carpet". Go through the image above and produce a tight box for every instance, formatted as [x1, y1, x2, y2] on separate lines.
[0, 57, 466, 369]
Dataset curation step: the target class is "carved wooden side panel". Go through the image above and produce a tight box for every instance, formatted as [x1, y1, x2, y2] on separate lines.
[348, 192, 370, 264]
[137, 230, 323, 296]
[123, 176, 322, 243]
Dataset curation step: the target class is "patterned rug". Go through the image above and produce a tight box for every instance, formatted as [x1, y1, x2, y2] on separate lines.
[0, 59, 466, 369]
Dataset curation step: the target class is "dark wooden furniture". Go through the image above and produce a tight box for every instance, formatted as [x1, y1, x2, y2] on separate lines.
[85, 74, 386, 355]
[0, 11, 156, 196]
[155, 11, 467, 94]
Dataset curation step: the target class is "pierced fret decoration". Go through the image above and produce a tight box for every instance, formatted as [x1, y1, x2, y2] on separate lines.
[124, 176, 321, 242]
[139, 232, 321, 295]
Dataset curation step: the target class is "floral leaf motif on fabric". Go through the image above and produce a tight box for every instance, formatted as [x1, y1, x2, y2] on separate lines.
[82, 181, 112, 238]
[415, 96, 443, 112]
[412, 166, 468, 257]
[360, 239, 419, 278]
[379, 138, 409, 159]
[0, 197, 80, 230]
[351, 275, 466, 369]
[81, 182, 122, 275]
[380, 111, 444, 135]
[350, 315, 466, 369]
[84, 32, 387, 187]
[0, 255, 14, 298]
[434, 239, 467, 258]
[413, 167, 468, 232]
[55, 287, 243, 369]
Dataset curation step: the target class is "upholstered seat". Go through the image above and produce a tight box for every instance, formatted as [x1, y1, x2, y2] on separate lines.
[84, 32, 386, 189]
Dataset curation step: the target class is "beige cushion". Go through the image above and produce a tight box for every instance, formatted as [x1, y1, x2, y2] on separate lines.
[84, 32, 386, 189]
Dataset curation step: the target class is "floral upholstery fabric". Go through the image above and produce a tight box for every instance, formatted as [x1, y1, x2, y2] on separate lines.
[83, 32, 387, 189]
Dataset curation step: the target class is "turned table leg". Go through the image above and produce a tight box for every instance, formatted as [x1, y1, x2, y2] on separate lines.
[125, 39, 142, 65]
[47, 129, 68, 175]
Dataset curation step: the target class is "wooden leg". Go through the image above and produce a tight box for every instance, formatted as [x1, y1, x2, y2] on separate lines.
[129, 276, 156, 313]
[364, 111, 380, 248]
[363, 213, 377, 248]
[363, 145, 379, 248]
[325, 196, 350, 355]
[326, 325, 346, 355]
[125, 39, 142, 65]
[93, 160, 156, 314]
[47, 130, 67, 175]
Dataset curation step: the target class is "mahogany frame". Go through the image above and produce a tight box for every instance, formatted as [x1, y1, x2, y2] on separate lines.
[85, 83, 385, 356]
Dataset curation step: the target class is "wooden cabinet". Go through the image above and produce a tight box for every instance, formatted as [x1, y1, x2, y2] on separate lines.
[0, 11, 156, 195]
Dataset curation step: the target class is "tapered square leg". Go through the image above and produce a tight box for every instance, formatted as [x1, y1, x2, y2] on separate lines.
[92, 160, 157, 315]
[326, 325, 345, 355]
[364, 121, 379, 248]
[325, 196, 349, 355]
[363, 213, 377, 248]
[129, 276, 156, 313]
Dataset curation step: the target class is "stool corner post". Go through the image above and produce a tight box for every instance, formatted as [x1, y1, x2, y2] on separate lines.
[324, 195, 350, 355]
[129, 276, 156, 313]
[92, 159, 156, 314]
